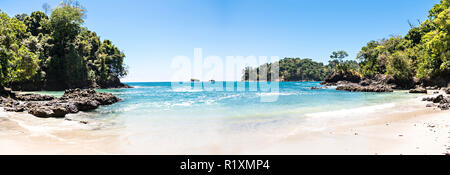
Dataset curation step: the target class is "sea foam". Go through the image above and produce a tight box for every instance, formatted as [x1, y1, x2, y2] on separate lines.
[305, 103, 396, 118]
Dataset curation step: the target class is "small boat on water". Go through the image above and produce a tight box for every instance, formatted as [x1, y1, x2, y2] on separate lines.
[190, 78, 200, 82]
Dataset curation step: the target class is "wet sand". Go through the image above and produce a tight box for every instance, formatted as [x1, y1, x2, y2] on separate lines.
[250, 108, 450, 155]
[0, 111, 124, 154]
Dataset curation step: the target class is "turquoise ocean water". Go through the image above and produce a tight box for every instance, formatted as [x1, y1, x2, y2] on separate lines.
[28, 82, 422, 153]
[33, 81, 422, 128]
[33, 81, 419, 119]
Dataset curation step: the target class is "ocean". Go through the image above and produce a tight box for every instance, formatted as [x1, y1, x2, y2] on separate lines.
[19, 81, 424, 153]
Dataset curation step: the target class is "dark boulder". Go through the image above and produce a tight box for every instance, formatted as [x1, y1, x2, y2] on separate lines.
[60, 88, 95, 99]
[65, 102, 79, 113]
[417, 75, 450, 88]
[119, 83, 133, 88]
[15, 94, 55, 101]
[28, 102, 74, 118]
[422, 95, 444, 103]
[409, 87, 427, 93]
[0, 97, 21, 108]
[423, 97, 433, 101]
[51, 106, 71, 118]
[440, 96, 450, 104]
[72, 100, 100, 111]
[2, 88, 121, 118]
[322, 73, 398, 93]
[438, 103, 449, 110]
[444, 87, 450, 94]
[322, 71, 361, 85]
[310, 86, 325, 90]
[426, 103, 436, 108]
[359, 79, 372, 86]
[433, 95, 444, 103]
[56, 89, 121, 114]
[60, 88, 121, 109]
[422, 94, 450, 110]
[29, 107, 55, 118]
[0, 87, 16, 98]
[94, 93, 121, 105]
[336, 83, 393, 92]
[102, 77, 133, 88]
[4, 106, 26, 112]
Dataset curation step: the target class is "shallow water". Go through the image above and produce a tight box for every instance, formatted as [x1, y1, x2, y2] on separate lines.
[19, 82, 424, 153]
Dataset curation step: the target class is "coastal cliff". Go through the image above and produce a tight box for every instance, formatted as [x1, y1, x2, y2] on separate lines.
[322, 1, 449, 93]
[322, 70, 450, 93]
[0, 1, 129, 91]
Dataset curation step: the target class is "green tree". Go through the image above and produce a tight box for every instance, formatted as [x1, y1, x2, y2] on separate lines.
[386, 51, 413, 81]
[46, 1, 87, 88]
[330, 50, 349, 62]
[329, 50, 357, 73]
[243, 57, 333, 81]
[0, 12, 39, 86]
[1, 1, 128, 90]
[23, 11, 50, 36]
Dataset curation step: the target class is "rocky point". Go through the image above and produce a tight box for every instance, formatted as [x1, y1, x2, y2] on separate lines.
[0, 88, 122, 118]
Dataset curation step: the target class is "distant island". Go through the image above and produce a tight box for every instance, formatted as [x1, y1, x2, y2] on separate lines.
[242, 53, 358, 82]
[0, 1, 129, 91]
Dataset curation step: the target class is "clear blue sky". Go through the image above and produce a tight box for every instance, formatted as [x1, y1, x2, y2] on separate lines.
[0, 0, 439, 82]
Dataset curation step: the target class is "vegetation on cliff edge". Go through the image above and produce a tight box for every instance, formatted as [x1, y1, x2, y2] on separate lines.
[0, 0, 127, 90]
[357, 0, 449, 86]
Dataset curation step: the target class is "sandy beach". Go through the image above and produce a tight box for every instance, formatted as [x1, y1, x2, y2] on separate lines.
[254, 106, 450, 155]
[1, 92, 449, 155]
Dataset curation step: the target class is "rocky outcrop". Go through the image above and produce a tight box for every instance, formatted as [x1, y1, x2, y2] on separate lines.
[60, 89, 121, 105]
[336, 82, 393, 92]
[409, 87, 428, 94]
[425, 86, 440, 90]
[417, 75, 450, 89]
[440, 96, 450, 104]
[0, 97, 26, 112]
[426, 103, 436, 107]
[423, 94, 450, 110]
[27, 100, 79, 118]
[15, 94, 56, 101]
[97, 76, 133, 89]
[322, 71, 361, 86]
[116, 83, 133, 89]
[422, 95, 444, 103]
[444, 87, 450, 94]
[0, 88, 122, 118]
[28, 105, 68, 118]
[311, 86, 326, 90]
[438, 103, 449, 110]
[0, 87, 16, 98]
[322, 73, 396, 92]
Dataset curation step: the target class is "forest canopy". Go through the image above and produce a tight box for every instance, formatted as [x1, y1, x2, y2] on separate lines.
[242, 51, 358, 82]
[0, 0, 127, 90]
[241, 56, 358, 81]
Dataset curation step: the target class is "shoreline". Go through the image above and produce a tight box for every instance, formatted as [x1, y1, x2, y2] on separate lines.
[259, 107, 449, 155]
[0, 92, 449, 155]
